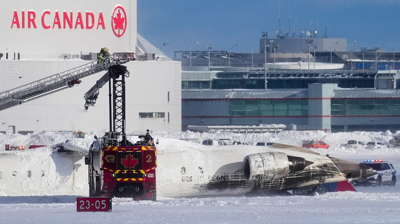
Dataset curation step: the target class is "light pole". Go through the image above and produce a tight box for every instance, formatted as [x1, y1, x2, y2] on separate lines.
[350, 43, 353, 70]
[308, 44, 310, 71]
[306, 39, 313, 71]
[205, 45, 211, 71]
[195, 41, 199, 51]
[313, 46, 316, 70]
[250, 45, 254, 70]
[228, 44, 238, 67]
[392, 48, 395, 70]
[361, 48, 365, 71]
[350, 40, 356, 70]
[262, 32, 268, 74]
[189, 44, 192, 67]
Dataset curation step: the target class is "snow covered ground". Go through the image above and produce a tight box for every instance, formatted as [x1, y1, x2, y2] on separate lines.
[1, 130, 400, 224]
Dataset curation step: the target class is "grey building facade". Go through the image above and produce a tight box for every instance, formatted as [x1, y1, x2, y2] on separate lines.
[183, 83, 400, 132]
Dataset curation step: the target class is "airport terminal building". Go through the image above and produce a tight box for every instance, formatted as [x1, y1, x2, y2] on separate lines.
[177, 36, 400, 132]
[0, 0, 181, 134]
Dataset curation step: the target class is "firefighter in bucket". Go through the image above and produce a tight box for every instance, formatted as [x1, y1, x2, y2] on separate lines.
[97, 47, 110, 64]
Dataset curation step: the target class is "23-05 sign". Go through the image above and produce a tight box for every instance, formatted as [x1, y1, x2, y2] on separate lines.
[76, 197, 112, 212]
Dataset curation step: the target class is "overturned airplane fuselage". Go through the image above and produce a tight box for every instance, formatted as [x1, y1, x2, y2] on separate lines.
[157, 143, 375, 196]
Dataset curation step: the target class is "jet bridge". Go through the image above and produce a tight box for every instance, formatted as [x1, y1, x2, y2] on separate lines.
[0, 52, 135, 111]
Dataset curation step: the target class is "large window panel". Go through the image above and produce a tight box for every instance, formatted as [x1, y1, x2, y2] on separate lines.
[287, 100, 302, 110]
[182, 81, 188, 89]
[375, 109, 388, 115]
[230, 100, 245, 116]
[332, 99, 345, 105]
[230, 100, 245, 106]
[388, 104, 400, 110]
[346, 99, 360, 105]
[331, 104, 345, 110]
[390, 109, 400, 115]
[274, 110, 288, 116]
[260, 110, 274, 116]
[358, 109, 374, 115]
[346, 109, 359, 115]
[246, 110, 259, 116]
[332, 98, 400, 116]
[374, 105, 388, 110]
[302, 108, 309, 116]
[230, 99, 307, 117]
[359, 99, 374, 105]
[375, 100, 389, 105]
[259, 100, 273, 110]
[245, 101, 259, 116]
[288, 110, 302, 116]
[231, 110, 245, 116]
[274, 101, 288, 111]
[139, 112, 154, 118]
[360, 105, 374, 110]
[188, 81, 211, 89]
[332, 110, 345, 115]
[346, 104, 360, 110]
[245, 101, 259, 111]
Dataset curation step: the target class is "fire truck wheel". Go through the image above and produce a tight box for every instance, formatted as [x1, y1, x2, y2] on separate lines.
[89, 177, 95, 196]
[95, 176, 101, 196]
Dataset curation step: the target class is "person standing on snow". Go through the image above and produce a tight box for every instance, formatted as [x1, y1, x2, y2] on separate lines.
[144, 129, 154, 145]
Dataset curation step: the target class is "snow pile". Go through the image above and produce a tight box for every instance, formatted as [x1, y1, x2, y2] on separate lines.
[1, 130, 400, 223]
[0, 130, 400, 197]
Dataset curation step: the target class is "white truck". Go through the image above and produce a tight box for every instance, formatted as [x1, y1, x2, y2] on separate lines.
[340, 140, 365, 149]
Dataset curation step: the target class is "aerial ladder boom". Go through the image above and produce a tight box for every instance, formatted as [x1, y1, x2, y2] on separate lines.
[0, 52, 135, 112]
[83, 70, 112, 110]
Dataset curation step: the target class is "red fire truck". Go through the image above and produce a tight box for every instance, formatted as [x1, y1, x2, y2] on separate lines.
[77, 61, 157, 212]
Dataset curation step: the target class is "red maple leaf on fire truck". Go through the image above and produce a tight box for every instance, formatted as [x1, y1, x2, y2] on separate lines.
[121, 154, 138, 169]
[113, 10, 125, 32]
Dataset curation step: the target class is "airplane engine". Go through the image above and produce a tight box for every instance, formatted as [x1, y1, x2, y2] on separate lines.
[243, 152, 290, 182]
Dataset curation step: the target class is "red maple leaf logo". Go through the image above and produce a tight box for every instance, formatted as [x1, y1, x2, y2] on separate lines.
[121, 154, 138, 169]
[112, 9, 125, 37]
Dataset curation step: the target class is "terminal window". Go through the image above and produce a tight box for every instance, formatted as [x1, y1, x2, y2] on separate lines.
[139, 112, 165, 118]
[331, 99, 400, 116]
[230, 99, 308, 116]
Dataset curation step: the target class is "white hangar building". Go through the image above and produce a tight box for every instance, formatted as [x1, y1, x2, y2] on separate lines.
[0, 0, 182, 134]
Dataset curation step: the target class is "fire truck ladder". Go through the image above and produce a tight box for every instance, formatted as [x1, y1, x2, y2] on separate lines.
[84, 64, 129, 145]
[0, 52, 135, 112]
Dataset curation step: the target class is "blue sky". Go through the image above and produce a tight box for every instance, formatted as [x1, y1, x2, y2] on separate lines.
[138, 0, 400, 58]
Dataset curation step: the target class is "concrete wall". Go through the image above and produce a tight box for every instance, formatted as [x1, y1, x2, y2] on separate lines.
[0, 60, 181, 134]
[0, 0, 137, 59]
[307, 83, 337, 131]
[182, 100, 229, 117]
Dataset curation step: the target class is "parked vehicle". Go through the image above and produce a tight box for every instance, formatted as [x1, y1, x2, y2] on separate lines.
[202, 139, 227, 146]
[302, 140, 329, 149]
[366, 142, 387, 149]
[4, 144, 25, 150]
[232, 141, 249, 145]
[255, 142, 274, 146]
[389, 135, 400, 148]
[352, 160, 396, 186]
[340, 140, 365, 149]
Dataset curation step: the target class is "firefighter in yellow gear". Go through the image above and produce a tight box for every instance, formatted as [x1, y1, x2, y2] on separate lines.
[97, 47, 110, 64]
